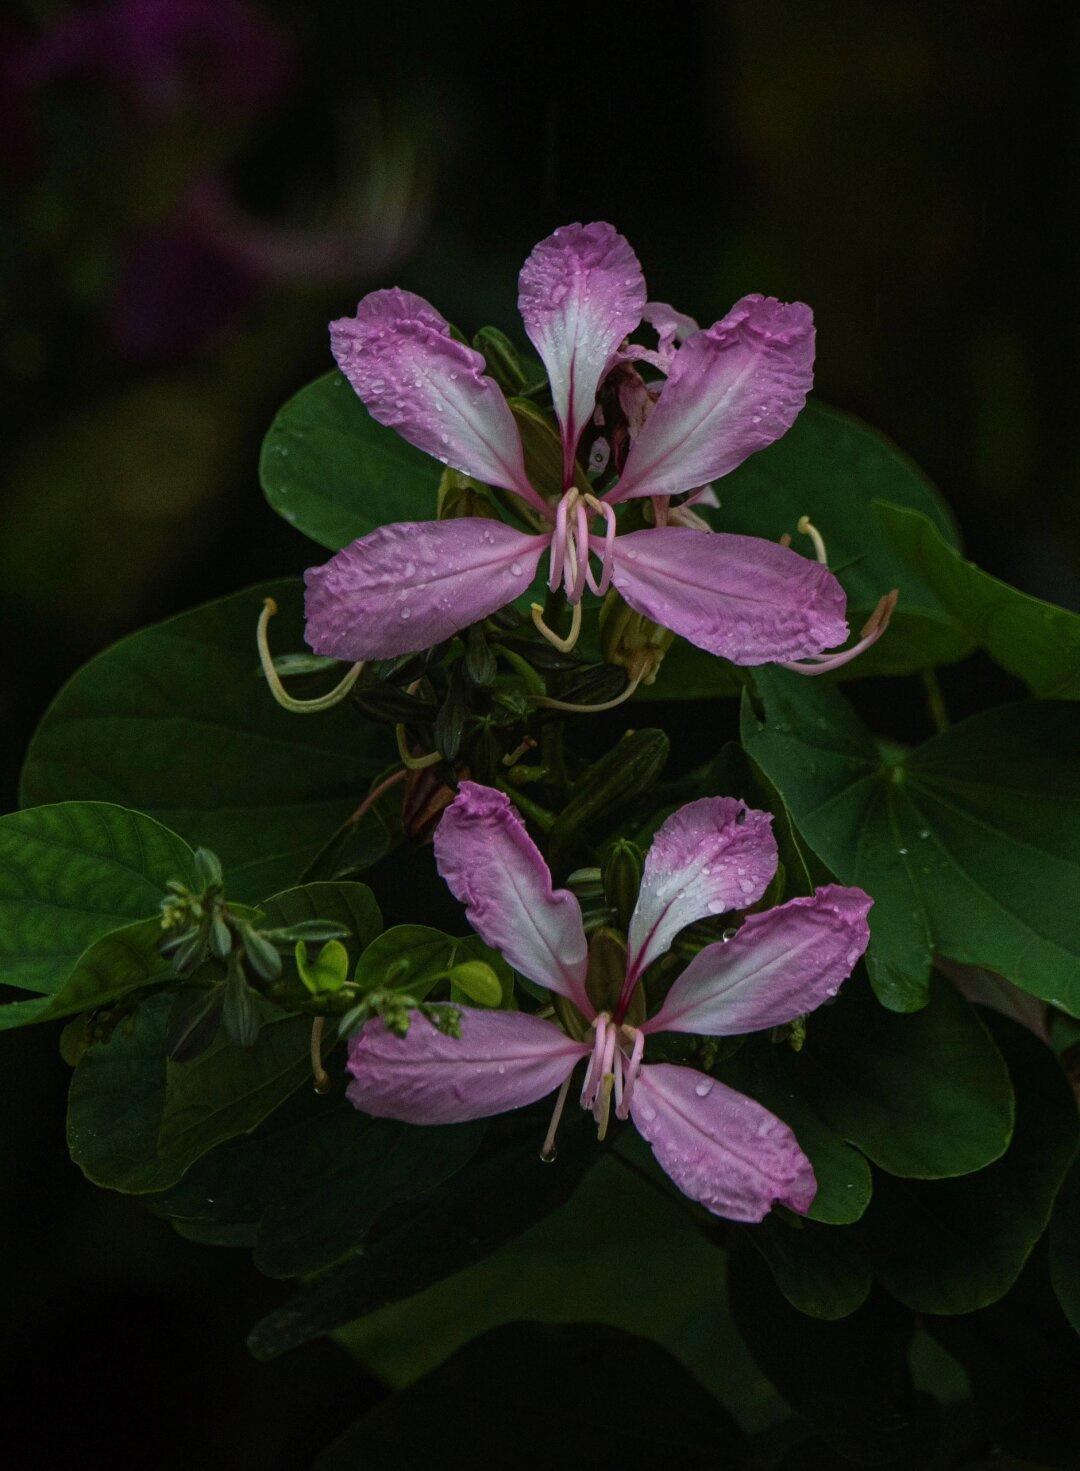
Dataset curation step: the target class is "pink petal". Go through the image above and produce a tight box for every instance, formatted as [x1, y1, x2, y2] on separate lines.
[433, 783, 591, 1013]
[630, 1063, 816, 1221]
[304, 520, 547, 660]
[330, 288, 544, 510]
[610, 295, 815, 502]
[626, 799, 778, 983]
[518, 223, 646, 483]
[609, 527, 849, 663]
[346, 1009, 588, 1125]
[646, 886, 873, 1038]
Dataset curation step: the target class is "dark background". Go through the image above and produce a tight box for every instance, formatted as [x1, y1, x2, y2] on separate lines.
[2, 3, 1077, 1464]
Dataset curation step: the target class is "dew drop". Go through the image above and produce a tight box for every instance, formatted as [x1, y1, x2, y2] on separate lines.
[399, 606, 411, 620]
[918, 829, 930, 840]
[722, 927, 738, 942]
[707, 898, 725, 914]
[638, 1102, 657, 1122]
[898, 847, 909, 856]
[403, 561, 416, 577]
[694, 1080, 713, 1098]
[510, 561, 523, 576]
[497, 1064, 506, 1075]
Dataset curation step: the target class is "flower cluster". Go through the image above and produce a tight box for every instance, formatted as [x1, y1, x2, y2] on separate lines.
[348, 783, 872, 1222]
[305, 221, 891, 674]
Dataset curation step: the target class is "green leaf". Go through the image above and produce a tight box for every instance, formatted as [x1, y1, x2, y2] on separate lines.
[295, 939, 350, 995]
[748, 1214, 871, 1321]
[1049, 1155, 1080, 1338]
[67, 991, 185, 1192]
[743, 672, 1080, 1013]
[879, 499, 1080, 698]
[260, 371, 440, 551]
[710, 400, 972, 678]
[0, 801, 197, 998]
[246, 1113, 597, 1359]
[351, 924, 510, 1000]
[728, 1242, 935, 1465]
[20, 581, 393, 902]
[858, 1011, 1077, 1312]
[792, 973, 1014, 1179]
[928, 1250, 1080, 1466]
[315, 1323, 748, 1470]
[0, 917, 169, 1031]
[149, 1087, 483, 1279]
[713, 1039, 872, 1225]
[337, 1150, 776, 1431]
[156, 1009, 311, 1165]
[259, 881, 382, 999]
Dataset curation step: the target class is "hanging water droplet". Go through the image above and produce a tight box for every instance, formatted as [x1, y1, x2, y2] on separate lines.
[722, 927, 738, 942]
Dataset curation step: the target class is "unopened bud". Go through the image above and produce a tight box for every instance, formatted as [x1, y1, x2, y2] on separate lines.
[599, 592, 676, 687]
[548, 728, 670, 875]
[584, 927, 628, 1015]
[602, 839, 644, 933]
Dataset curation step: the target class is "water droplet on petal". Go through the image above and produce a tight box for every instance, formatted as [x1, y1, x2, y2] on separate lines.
[722, 927, 738, 942]
[510, 561, 523, 576]
[399, 606, 411, 620]
[694, 1079, 713, 1098]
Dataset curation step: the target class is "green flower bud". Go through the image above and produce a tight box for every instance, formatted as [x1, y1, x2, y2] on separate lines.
[602, 839, 644, 933]
[599, 592, 676, 687]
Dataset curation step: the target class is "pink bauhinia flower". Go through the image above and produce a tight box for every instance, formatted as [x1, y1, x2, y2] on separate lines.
[346, 782, 873, 1223]
[306, 222, 887, 676]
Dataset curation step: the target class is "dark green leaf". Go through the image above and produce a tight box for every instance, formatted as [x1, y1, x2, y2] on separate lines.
[259, 880, 382, 976]
[350, 924, 508, 1001]
[728, 1242, 935, 1465]
[20, 581, 393, 901]
[157, 1009, 311, 1166]
[1049, 1155, 1080, 1338]
[792, 973, 1013, 1179]
[315, 1323, 747, 1470]
[928, 1249, 1080, 1466]
[0, 917, 171, 1031]
[748, 1214, 871, 1320]
[260, 371, 440, 551]
[0, 802, 197, 998]
[858, 1011, 1077, 1312]
[743, 673, 1080, 1013]
[221, 961, 266, 1048]
[879, 500, 1080, 698]
[246, 1113, 597, 1359]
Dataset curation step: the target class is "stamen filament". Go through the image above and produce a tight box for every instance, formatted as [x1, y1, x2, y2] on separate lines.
[540, 1072, 574, 1161]
[616, 1028, 645, 1120]
[394, 725, 444, 769]
[534, 673, 642, 714]
[797, 515, 829, 565]
[583, 494, 617, 595]
[781, 589, 899, 677]
[310, 1017, 331, 1094]
[530, 597, 583, 653]
[258, 599, 363, 713]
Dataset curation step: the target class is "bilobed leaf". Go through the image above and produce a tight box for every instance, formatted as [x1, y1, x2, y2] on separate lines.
[315, 1323, 748, 1471]
[748, 1214, 871, 1321]
[260, 371, 440, 550]
[792, 973, 1014, 1179]
[743, 673, 1080, 1014]
[879, 499, 1080, 698]
[20, 581, 394, 901]
[351, 924, 511, 1000]
[857, 1011, 1077, 1312]
[0, 802, 197, 999]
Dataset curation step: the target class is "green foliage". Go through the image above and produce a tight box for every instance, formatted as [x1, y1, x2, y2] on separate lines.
[880, 499, 1080, 697]
[260, 371, 439, 551]
[0, 801, 198, 998]
[744, 672, 1080, 1013]
[20, 582, 394, 900]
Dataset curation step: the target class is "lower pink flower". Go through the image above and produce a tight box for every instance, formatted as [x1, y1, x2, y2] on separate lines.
[347, 783, 872, 1223]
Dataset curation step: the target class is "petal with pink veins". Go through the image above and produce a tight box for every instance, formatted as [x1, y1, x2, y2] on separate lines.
[304, 519, 547, 661]
[609, 527, 849, 664]
[646, 886, 873, 1038]
[346, 1009, 588, 1125]
[330, 288, 543, 509]
[626, 798, 778, 982]
[610, 295, 815, 502]
[433, 783, 592, 1012]
[630, 1063, 816, 1221]
[518, 223, 646, 483]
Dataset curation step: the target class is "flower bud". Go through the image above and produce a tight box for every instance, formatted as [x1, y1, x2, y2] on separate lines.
[602, 839, 644, 933]
[599, 592, 676, 687]
[437, 467, 501, 521]
[548, 728, 669, 875]
[473, 325, 532, 395]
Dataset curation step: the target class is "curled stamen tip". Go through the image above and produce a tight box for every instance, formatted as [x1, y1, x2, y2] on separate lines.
[263, 596, 279, 615]
[313, 1073, 332, 1096]
[779, 532, 793, 548]
[860, 587, 900, 639]
[796, 515, 813, 534]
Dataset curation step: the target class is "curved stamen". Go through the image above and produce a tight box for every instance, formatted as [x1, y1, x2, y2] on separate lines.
[797, 514, 829, 565]
[530, 597, 583, 654]
[583, 494, 617, 595]
[258, 599, 364, 713]
[394, 724, 445, 770]
[782, 589, 899, 677]
[593, 1021, 619, 1139]
[576, 500, 600, 598]
[580, 1014, 608, 1111]
[533, 673, 642, 714]
[616, 1028, 645, 1120]
[540, 1071, 574, 1162]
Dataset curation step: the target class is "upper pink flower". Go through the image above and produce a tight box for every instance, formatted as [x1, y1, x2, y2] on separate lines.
[346, 782, 873, 1223]
[305, 222, 854, 669]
